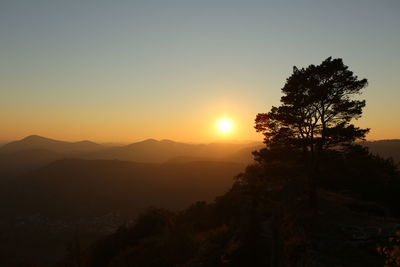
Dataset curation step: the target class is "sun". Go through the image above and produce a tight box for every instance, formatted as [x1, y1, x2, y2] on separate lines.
[217, 119, 233, 134]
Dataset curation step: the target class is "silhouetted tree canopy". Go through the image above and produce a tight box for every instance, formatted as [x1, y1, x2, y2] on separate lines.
[255, 57, 369, 154]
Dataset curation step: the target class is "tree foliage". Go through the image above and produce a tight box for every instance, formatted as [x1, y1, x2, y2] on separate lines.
[255, 57, 369, 154]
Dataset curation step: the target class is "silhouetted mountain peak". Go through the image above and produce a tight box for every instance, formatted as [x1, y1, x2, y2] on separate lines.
[160, 139, 176, 143]
[123, 139, 159, 148]
[130, 139, 180, 146]
[75, 140, 99, 146]
[24, 134, 42, 139]
[22, 135, 55, 142]
[141, 138, 158, 143]
[125, 138, 181, 147]
[0, 135, 103, 155]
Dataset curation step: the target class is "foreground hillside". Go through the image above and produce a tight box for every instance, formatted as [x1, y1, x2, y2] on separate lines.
[59, 187, 400, 267]
[2, 159, 245, 217]
[0, 159, 245, 266]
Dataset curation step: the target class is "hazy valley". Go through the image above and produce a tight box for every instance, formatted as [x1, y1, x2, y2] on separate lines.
[0, 135, 399, 265]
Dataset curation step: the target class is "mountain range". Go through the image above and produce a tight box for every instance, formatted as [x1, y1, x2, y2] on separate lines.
[0, 135, 261, 219]
[1, 135, 399, 177]
[0, 135, 261, 176]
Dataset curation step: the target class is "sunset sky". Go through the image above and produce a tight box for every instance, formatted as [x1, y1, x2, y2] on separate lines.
[1, 0, 399, 143]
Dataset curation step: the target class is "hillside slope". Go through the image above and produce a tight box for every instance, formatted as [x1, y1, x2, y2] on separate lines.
[0, 159, 245, 218]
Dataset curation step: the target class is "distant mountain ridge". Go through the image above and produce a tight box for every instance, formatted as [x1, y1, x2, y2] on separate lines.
[0, 135, 105, 175]
[85, 138, 261, 163]
[1, 135, 398, 177]
[0, 135, 103, 154]
[361, 139, 400, 163]
[0, 135, 261, 176]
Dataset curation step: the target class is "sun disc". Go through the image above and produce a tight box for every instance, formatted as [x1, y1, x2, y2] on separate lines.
[217, 119, 233, 133]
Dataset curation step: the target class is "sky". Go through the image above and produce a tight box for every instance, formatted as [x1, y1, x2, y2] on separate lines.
[1, 0, 399, 143]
